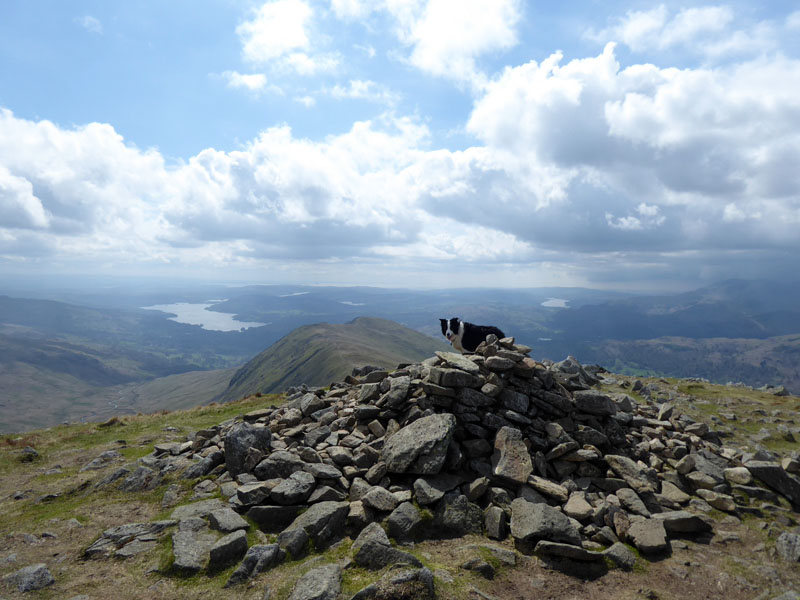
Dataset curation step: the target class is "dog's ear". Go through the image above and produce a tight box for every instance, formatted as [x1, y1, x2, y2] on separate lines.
[439, 318, 446, 324]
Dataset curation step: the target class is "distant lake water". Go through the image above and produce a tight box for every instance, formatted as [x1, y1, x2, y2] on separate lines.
[541, 298, 569, 308]
[142, 302, 267, 332]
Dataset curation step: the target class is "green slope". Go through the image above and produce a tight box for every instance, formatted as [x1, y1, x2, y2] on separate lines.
[221, 317, 449, 401]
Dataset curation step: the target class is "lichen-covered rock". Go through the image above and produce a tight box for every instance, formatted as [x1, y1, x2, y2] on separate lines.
[225, 422, 272, 478]
[510, 498, 581, 551]
[383, 413, 456, 475]
[3, 563, 54, 592]
[287, 563, 341, 600]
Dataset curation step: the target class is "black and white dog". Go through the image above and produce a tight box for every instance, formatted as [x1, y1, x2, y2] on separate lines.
[440, 317, 505, 354]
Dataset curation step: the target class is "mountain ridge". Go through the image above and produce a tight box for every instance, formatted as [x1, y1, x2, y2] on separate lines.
[219, 316, 450, 402]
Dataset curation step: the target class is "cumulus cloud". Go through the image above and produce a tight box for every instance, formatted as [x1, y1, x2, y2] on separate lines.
[328, 79, 398, 104]
[588, 4, 776, 59]
[222, 71, 268, 91]
[237, 0, 338, 75]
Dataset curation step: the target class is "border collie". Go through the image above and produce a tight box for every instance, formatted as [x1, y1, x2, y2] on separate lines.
[440, 317, 505, 354]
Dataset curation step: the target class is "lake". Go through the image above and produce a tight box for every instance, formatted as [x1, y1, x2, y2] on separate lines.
[142, 302, 267, 332]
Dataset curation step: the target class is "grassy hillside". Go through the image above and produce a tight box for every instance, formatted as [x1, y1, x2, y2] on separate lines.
[221, 316, 449, 401]
[574, 334, 800, 393]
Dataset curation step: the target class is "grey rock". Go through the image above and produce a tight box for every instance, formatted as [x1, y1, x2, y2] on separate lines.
[182, 450, 225, 480]
[284, 501, 349, 550]
[225, 422, 272, 478]
[352, 522, 391, 553]
[80, 450, 123, 471]
[118, 465, 162, 492]
[605, 455, 659, 494]
[208, 530, 249, 571]
[308, 485, 347, 503]
[534, 540, 604, 561]
[413, 473, 461, 505]
[247, 505, 302, 532]
[171, 498, 227, 521]
[271, 471, 316, 505]
[354, 539, 422, 570]
[427, 367, 479, 388]
[224, 544, 285, 587]
[172, 526, 216, 574]
[299, 393, 326, 416]
[616, 488, 650, 517]
[287, 564, 341, 600]
[604, 542, 636, 570]
[3, 563, 54, 592]
[278, 528, 309, 559]
[304, 462, 342, 479]
[209, 508, 249, 532]
[652, 511, 713, 534]
[510, 498, 581, 551]
[436, 351, 480, 374]
[746, 461, 800, 507]
[776, 532, 800, 562]
[627, 519, 669, 555]
[492, 426, 533, 485]
[383, 413, 456, 475]
[380, 376, 411, 409]
[573, 390, 617, 416]
[361, 486, 399, 512]
[485, 506, 507, 540]
[387, 501, 422, 541]
[485, 356, 515, 371]
[434, 494, 483, 536]
[461, 557, 495, 579]
[254, 450, 305, 480]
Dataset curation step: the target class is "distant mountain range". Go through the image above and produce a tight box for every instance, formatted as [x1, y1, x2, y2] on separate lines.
[219, 317, 449, 403]
[2, 278, 799, 432]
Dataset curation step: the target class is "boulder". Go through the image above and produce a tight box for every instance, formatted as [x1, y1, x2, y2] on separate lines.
[225, 422, 272, 477]
[492, 426, 533, 485]
[383, 413, 456, 475]
[224, 544, 285, 587]
[288, 564, 341, 600]
[3, 563, 55, 592]
[510, 498, 581, 551]
[283, 501, 349, 550]
[627, 519, 669, 555]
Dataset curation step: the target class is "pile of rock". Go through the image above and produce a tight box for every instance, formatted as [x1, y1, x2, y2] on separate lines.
[82, 336, 800, 596]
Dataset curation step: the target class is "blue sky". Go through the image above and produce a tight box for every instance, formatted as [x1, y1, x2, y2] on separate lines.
[1, 1, 799, 290]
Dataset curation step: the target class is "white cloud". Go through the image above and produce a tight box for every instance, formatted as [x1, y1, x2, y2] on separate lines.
[0, 166, 50, 229]
[237, 0, 311, 62]
[236, 0, 338, 75]
[222, 71, 268, 91]
[330, 0, 373, 20]
[589, 4, 775, 59]
[412, 0, 520, 84]
[75, 15, 103, 34]
[329, 79, 398, 104]
[788, 11, 800, 30]
[294, 95, 316, 107]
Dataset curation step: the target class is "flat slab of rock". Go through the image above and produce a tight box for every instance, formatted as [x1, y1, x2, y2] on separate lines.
[208, 530, 248, 571]
[209, 508, 249, 532]
[224, 544, 286, 588]
[354, 539, 423, 570]
[492, 426, 533, 485]
[288, 563, 341, 600]
[652, 511, 712, 534]
[171, 499, 226, 521]
[284, 501, 349, 550]
[627, 519, 669, 555]
[383, 413, 456, 475]
[435, 351, 480, 374]
[605, 455, 659, 494]
[746, 461, 800, 508]
[534, 540, 604, 561]
[510, 498, 581, 551]
[3, 563, 55, 592]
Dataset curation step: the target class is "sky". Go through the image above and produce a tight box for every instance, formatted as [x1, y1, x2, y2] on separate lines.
[1, 1, 799, 291]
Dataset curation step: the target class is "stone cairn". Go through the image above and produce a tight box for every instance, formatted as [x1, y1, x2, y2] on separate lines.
[82, 335, 800, 597]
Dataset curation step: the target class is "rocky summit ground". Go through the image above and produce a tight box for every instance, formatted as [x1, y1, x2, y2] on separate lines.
[2, 337, 800, 600]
